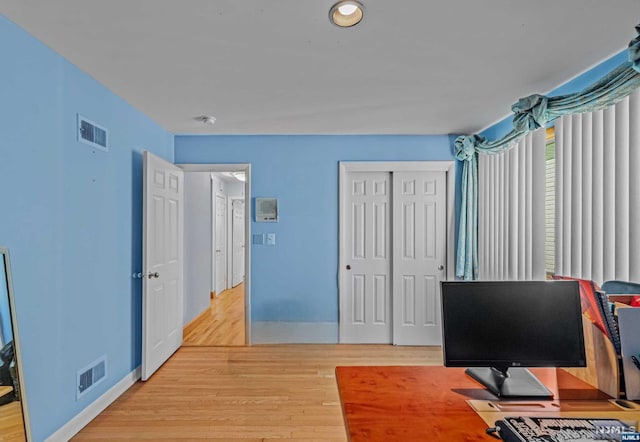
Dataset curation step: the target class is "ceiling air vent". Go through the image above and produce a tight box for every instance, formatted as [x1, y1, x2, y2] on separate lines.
[77, 114, 108, 151]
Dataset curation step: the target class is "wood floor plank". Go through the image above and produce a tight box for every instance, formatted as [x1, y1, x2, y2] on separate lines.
[183, 283, 245, 346]
[73, 345, 442, 440]
[0, 400, 26, 441]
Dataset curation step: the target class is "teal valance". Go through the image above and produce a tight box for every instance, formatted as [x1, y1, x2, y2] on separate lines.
[455, 24, 640, 280]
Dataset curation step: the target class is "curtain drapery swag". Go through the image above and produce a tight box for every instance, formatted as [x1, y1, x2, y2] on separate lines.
[454, 24, 640, 280]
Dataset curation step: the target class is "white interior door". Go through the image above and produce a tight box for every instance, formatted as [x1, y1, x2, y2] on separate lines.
[392, 171, 447, 345]
[339, 162, 453, 346]
[340, 171, 392, 343]
[215, 194, 227, 295]
[142, 151, 184, 380]
[232, 199, 245, 287]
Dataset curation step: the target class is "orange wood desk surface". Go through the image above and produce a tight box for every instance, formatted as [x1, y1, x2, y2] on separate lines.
[335, 366, 609, 442]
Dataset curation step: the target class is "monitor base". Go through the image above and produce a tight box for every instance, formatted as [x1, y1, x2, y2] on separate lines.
[465, 367, 554, 399]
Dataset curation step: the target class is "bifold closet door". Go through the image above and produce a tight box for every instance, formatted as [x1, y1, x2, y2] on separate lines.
[339, 171, 393, 343]
[392, 171, 447, 345]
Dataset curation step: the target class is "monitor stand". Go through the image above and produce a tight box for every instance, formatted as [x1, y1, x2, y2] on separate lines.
[465, 367, 554, 399]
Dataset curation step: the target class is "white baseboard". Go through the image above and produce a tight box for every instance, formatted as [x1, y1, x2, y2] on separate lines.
[45, 367, 141, 442]
[251, 321, 338, 344]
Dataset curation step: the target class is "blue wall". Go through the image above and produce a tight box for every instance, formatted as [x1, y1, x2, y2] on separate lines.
[0, 16, 173, 440]
[175, 136, 455, 326]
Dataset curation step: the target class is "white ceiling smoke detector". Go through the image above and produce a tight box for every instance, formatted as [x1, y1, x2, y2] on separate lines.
[196, 115, 216, 125]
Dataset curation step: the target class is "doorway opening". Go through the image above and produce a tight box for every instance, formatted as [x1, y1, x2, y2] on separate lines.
[180, 164, 251, 346]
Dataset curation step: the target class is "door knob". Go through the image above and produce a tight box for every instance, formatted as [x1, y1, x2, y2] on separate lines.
[346, 265, 351, 270]
[148, 272, 159, 279]
[438, 265, 444, 271]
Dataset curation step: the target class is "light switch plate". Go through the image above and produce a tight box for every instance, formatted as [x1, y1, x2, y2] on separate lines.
[266, 233, 276, 245]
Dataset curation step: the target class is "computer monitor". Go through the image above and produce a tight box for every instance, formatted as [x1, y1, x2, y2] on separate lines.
[440, 280, 586, 399]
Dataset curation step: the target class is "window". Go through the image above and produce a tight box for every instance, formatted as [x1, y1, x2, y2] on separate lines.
[479, 91, 640, 284]
[545, 127, 555, 278]
[477, 130, 546, 280]
[554, 90, 640, 284]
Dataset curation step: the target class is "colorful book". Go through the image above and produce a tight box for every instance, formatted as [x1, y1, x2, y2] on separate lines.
[552, 276, 608, 336]
[595, 290, 622, 355]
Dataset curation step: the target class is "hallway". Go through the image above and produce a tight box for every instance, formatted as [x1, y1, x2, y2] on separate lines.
[183, 283, 245, 346]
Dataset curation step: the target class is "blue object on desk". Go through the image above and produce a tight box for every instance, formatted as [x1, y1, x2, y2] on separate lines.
[618, 308, 640, 399]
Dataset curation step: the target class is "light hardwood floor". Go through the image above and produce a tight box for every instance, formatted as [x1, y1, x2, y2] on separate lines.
[73, 344, 443, 441]
[0, 400, 26, 441]
[183, 283, 245, 346]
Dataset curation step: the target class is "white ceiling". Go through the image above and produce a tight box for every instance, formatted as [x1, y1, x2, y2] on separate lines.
[1, 1, 639, 135]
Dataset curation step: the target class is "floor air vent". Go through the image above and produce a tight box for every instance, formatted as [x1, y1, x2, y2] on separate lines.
[77, 114, 108, 151]
[77, 356, 107, 400]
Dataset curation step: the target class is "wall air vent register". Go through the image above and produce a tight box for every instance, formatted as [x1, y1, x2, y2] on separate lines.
[77, 114, 108, 151]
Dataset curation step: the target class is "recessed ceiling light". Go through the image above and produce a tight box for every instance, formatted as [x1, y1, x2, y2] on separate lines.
[338, 4, 358, 15]
[196, 115, 216, 125]
[330, 1, 363, 28]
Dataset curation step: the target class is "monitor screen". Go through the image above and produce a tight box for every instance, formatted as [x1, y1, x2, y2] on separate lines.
[440, 280, 586, 398]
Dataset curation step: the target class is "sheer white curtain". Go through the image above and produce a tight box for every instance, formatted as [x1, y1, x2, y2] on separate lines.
[555, 89, 640, 284]
[478, 130, 546, 280]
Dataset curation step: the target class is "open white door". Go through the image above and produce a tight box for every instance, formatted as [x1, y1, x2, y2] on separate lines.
[142, 151, 184, 380]
[232, 199, 245, 287]
[215, 194, 227, 294]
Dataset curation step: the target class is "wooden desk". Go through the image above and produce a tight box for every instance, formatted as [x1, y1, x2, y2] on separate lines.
[335, 366, 618, 442]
